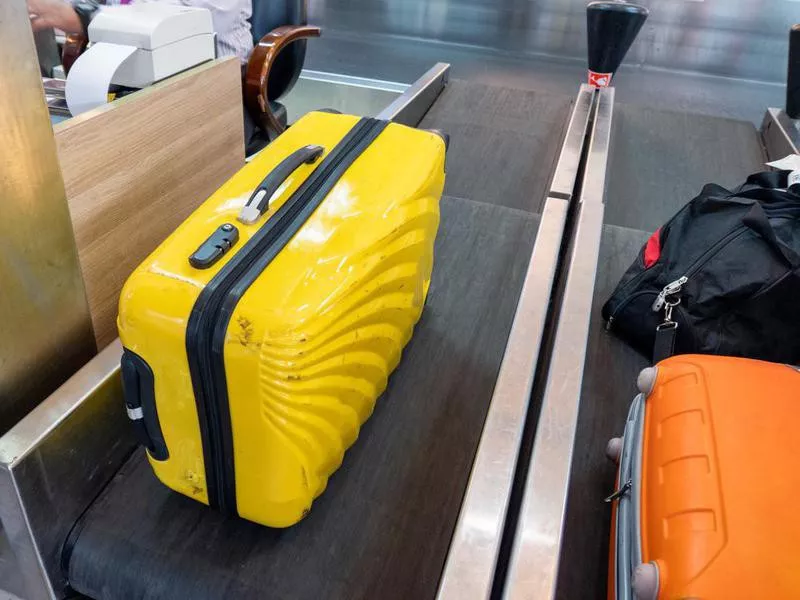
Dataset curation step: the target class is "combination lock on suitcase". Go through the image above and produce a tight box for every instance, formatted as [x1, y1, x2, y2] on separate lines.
[607, 355, 800, 599]
[118, 112, 446, 527]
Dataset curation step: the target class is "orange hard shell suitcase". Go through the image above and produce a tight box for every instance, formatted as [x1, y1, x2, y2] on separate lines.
[606, 355, 800, 599]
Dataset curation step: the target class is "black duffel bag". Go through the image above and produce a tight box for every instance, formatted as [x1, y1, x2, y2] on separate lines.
[603, 170, 800, 363]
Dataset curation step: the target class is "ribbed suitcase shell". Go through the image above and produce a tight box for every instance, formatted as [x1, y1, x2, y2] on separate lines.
[609, 355, 800, 599]
[118, 111, 445, 527]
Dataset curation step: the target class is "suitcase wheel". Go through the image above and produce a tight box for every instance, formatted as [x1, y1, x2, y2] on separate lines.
[636, 367, 657, 396]
[605, 437, 623, 464]
[425, 128, 450, 150]
[632, 562, 659, 600]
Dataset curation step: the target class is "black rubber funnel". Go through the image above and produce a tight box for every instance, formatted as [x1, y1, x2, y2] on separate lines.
[586, 1, 648, 87]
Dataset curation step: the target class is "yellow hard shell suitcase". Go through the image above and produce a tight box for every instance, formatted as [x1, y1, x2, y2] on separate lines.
[117, 112, 446, 527]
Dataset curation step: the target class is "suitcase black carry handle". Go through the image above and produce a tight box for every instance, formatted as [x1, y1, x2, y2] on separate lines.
[238, 144, 325, 225]
[121, 349, 169, 461]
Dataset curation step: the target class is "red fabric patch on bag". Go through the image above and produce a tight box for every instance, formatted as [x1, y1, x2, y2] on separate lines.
[643, 228, 661, 268]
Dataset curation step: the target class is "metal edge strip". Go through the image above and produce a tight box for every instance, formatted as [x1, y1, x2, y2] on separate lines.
[0, 341, 132, 600]
[376, 62, 450, 126]
[761, 108, 800, 162]
[436, 85, 599, 600]
[549, 84, 594, 200]
[502, 86, 615, 600]
[580, 88, 614, 205]
[436, 196, 568, 600]
[299, 69, 409, 94]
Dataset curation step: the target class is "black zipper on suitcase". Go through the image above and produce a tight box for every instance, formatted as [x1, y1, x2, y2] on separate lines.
[186, 117, 388, 515]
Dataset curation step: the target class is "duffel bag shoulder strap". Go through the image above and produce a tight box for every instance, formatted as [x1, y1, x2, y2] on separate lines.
[741, 202, 800, 269]
[739, 170, 787, 191]
[735, 170, 800, 205]
[733, 170, 800, 268]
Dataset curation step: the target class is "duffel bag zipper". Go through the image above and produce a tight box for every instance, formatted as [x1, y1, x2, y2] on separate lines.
[604, 243, 664, 322]
[650, 227, 747, 325]
[650, 276, 687, 313]
[607, 226, 747, 331]
[186, 117, 387, 514]
[606, 290, 653, 331]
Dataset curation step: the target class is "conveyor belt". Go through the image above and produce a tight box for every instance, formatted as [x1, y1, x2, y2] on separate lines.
[65, 195, 540, 600]
[420, 81, 572, 211]
[61, 82, 778, 600]
[64, 80, 576, 600]
[554, 106, 768, 599]
[605, 104, 767, 231]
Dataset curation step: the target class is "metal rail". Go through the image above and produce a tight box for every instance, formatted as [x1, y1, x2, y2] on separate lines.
[0, 342, 131, 600]
[761, 108, 800, 162]
[299, 70, 409, 94]
[437, 85, 593, 600]
[376, 62, 449, 125]
[502, 87, 615, 600]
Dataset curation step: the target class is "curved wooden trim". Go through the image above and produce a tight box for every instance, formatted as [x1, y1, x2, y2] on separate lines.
[62, 33, 88, 76]
[244, 24, 321, 136]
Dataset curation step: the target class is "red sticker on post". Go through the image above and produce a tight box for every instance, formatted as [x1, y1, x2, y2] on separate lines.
[588, 70, 612, 87]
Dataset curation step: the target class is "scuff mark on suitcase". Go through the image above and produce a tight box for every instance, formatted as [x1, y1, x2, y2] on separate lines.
[185, 470, 204, 496]
[237, 316, 254, 347]
[300, 467, 308, 491]
[149, 264, 204, 286]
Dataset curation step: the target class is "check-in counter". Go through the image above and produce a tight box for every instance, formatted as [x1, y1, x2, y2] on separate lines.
[1, 10, 244, 596]
[54, 58, 245, 349]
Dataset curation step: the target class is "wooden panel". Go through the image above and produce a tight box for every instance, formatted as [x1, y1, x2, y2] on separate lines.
[55, 58, 245, 349]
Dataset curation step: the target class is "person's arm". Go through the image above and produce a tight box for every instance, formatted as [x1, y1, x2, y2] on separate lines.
[27, 0, 100, 35]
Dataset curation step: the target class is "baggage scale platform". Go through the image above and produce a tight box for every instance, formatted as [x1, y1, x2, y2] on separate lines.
[1, 65, 579, 600]
[64, 193, 542, 600]
[0, 60, 790, 600]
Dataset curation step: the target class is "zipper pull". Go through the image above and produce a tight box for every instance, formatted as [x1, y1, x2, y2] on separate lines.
[604, 479, 632, 503]
[651, 276, 688, 312]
